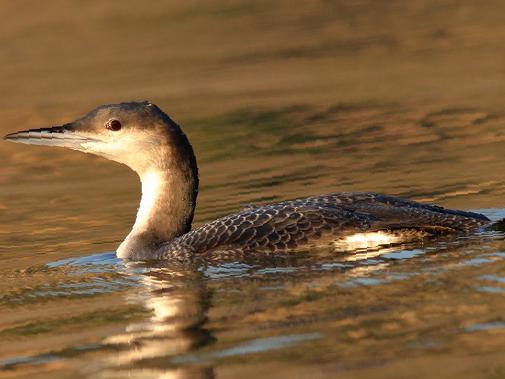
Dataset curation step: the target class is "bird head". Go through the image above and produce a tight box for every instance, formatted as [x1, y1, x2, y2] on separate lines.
[4, 101, 194, 175]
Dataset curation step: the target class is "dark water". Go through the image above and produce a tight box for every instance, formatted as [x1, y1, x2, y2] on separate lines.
[2, 1, 505, 378]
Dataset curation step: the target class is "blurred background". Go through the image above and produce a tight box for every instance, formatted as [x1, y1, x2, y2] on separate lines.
[2, 2, 505, 378]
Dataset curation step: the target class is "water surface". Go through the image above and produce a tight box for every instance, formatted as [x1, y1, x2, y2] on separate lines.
[2, 1, 505, 378]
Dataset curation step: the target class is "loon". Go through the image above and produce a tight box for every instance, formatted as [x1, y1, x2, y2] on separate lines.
[4, 101, 493, 261]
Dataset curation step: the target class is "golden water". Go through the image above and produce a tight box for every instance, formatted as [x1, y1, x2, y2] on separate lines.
[2, 1, 505, 378]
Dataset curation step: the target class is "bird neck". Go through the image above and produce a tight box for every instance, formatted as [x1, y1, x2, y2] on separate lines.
[117, 164, 198, 260]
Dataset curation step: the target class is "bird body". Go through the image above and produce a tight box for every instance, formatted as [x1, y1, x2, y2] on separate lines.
[4, 102, 493, 261]
[156, 192, 490, 261]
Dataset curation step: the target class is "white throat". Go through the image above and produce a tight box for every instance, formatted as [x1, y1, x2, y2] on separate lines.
[134, 171, 165, 232]
[116, 167, 196, 260]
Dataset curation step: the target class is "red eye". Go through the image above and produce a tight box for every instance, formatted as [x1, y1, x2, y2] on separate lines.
[106, 119, 122, 131]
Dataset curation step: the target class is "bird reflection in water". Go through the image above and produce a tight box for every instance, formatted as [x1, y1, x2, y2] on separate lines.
[99, 263, 214, 379]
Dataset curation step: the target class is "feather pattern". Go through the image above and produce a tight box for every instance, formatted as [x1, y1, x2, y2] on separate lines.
[156, 192, 491, 260]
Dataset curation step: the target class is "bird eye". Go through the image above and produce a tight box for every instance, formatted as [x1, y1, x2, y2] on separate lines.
[106, 119, 122, 131]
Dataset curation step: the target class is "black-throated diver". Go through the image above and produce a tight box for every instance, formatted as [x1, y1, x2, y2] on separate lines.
[4, 101, 493, 261]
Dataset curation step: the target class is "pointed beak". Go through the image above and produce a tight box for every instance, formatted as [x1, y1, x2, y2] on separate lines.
[4, 124, 97, 148]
